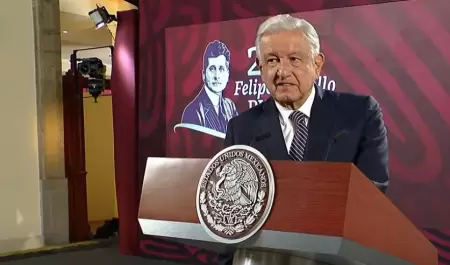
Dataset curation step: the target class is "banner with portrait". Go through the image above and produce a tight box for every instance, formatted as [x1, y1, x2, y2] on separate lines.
[165, 16, 337, 156]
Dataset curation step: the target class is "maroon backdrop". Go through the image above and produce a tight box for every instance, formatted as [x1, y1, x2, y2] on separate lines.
[109, 0, 450, 264]
[162, 0, 450, 228]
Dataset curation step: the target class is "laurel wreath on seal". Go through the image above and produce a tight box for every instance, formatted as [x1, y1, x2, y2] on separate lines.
[199, 190, 266, 235]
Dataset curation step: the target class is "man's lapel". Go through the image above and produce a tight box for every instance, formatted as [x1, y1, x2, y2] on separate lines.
[200, 89, 226, 133]
[253, 86, 338, 161]
[254, 98, 291, 160]
[304, 86, 338, 161]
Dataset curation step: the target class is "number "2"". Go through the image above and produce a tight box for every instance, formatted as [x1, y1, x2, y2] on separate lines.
[247, 46, 260, 76]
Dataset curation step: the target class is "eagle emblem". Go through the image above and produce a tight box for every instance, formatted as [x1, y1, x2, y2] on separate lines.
[213, 158, 259, 206]
[196, 145, 275, 244]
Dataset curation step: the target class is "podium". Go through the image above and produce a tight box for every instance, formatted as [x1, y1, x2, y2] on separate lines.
[138, 158, 437, 265]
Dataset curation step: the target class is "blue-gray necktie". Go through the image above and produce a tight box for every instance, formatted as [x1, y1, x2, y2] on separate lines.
[289, 111, 309, 161]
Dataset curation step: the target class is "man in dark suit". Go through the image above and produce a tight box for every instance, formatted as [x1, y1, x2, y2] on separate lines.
[218, 14, 389, 265]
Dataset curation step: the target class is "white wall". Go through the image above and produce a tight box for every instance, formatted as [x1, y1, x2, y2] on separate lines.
[0, 0, 43, 253]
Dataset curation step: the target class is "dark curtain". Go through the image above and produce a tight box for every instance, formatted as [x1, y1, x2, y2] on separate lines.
[111, 9, 140, 256]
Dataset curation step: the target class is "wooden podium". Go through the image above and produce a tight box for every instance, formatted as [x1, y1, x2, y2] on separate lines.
[138, 158, 437, 265]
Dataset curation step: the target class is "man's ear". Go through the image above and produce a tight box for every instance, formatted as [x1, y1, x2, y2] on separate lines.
[314, 53, 325, 75]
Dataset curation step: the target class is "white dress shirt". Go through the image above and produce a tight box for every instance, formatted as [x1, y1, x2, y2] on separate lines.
[274, 88, 315, 151]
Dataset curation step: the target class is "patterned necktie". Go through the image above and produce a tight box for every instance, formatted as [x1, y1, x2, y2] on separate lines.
[289, 111, 309, 161]
[217, 100, 227, 132]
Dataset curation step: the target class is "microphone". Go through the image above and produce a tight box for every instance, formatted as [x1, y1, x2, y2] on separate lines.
[249, 132, 271, 147]
[323, 130, 348, 161]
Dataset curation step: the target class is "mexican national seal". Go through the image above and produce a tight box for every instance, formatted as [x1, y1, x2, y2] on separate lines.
[196, 145, 275, 244]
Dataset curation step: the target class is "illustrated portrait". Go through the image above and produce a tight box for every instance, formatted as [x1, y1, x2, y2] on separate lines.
[178, 40, 239, 137]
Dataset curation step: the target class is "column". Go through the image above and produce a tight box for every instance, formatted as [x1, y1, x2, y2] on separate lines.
[33, 0, 69, 245]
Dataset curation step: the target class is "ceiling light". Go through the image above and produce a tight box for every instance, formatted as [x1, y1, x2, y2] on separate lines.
[62, 30, 68, 34]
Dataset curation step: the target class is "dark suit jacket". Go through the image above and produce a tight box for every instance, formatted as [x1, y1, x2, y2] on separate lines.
[224, 86, 389, 193]
[181, 87, 239, 134]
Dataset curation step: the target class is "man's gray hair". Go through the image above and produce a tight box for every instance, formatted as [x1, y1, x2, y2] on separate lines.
[255, 14, 320, 59]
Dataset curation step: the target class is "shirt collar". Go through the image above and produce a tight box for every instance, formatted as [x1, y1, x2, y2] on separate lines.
[203, 85, 221, 106]
[275, 86, 315, 123]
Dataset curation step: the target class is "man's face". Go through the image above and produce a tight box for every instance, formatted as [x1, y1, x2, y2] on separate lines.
[257, 30, 324, 107]
[204, 55, 229, 93]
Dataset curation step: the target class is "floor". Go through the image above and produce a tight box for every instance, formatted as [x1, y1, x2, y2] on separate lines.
[0, 239, 183, 265]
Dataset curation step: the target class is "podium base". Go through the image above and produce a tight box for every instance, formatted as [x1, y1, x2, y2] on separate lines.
[233, 249, 328, 265]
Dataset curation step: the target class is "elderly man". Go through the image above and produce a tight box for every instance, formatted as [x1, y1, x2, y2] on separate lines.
[220, 14, 389, 264]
